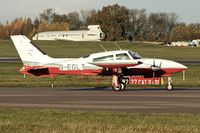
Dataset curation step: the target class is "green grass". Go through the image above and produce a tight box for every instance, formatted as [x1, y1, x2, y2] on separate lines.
[0, 62, 199, 88]
[0, 108, 199, 133]
[0, 40, 200, 60]
[171, 65, 200, 88]
[0, 40, 17, 57]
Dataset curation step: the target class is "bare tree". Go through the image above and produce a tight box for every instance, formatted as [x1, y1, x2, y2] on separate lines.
[67, 11, 82, 30]
[128, 9, 148, 41]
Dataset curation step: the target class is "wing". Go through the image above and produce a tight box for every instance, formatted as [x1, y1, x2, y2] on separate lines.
[89, 60, 142, 68]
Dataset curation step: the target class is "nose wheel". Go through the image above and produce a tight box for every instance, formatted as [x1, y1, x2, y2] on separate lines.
[166, 77, 174, 90]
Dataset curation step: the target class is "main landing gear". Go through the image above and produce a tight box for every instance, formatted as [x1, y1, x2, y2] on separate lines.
[112, 75, 126, 91]
[166, 76, 174, 90]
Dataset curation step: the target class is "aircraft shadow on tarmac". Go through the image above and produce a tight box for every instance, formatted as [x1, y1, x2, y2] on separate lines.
[56, 87, 200, 92]
[56, 86, 110, 91]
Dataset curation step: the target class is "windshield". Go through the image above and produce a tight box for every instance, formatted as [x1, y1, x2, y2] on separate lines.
[116, 53, 131, 60]
[128, 51, 142, 59]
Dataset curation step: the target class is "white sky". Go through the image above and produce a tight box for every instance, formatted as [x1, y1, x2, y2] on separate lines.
[0, 0, 200, 24]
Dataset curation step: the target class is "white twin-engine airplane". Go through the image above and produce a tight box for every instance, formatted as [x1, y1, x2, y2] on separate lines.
[11, 35, 187, 91]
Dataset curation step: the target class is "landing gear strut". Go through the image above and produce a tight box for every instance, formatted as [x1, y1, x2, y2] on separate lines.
[166, 76, 174, 90]
[112, 75, 126, 91]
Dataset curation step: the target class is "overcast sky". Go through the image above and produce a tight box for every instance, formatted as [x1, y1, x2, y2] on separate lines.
[0, 0, 200, 24]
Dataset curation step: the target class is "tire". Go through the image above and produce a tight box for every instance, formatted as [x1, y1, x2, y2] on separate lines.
[120, 83, 126, 91]
[112, 83, 126, 91]
[166, 84, 174, 91]
[112, 86, 121, 91]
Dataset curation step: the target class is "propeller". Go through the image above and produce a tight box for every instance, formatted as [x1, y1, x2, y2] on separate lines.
[151, 59, 162, 72]
[151, 59, 162, 78]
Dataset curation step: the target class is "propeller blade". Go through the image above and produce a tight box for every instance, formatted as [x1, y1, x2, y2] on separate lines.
[151, 60, 162, 71]
[159, 61, 162, 68]
[153, 59, 155, 67]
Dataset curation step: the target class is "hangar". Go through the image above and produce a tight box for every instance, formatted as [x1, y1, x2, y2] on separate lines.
[32, 25, 105, 41]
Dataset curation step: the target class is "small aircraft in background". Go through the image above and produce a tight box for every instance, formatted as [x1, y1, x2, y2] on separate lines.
[11, 35, 187, 91]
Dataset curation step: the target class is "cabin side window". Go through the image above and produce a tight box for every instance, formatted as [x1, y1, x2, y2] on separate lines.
[93, 55, 114, 62]
[116, 53, 130, 60]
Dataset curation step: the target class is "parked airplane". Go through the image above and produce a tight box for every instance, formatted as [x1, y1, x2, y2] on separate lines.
[32, 25, 105, 41]
[11, 35, 187, 91]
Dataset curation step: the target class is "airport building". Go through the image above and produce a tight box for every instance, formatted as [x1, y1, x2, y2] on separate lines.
[32, 25, 105, 41]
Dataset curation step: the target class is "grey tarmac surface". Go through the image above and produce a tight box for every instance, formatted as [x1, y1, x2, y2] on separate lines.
[0, 87, 200, 113]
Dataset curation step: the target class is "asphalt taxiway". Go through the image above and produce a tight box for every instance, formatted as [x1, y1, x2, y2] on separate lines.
[0, 87, 200, 113]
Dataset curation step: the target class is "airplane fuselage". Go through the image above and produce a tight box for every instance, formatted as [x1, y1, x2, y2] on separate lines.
[19, 50, 187, 78]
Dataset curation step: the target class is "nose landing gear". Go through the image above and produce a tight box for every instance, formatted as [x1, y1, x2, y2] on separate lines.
[166, 76, 174, 90]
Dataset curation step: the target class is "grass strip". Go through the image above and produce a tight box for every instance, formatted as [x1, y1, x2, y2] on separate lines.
[0, 107, 200, 133]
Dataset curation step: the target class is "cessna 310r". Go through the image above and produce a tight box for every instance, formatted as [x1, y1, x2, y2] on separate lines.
[11, 35, 187, 91]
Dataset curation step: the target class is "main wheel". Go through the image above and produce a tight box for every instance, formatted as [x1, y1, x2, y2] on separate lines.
[120, 83, 126, 91]
[112, 83, 126, 91]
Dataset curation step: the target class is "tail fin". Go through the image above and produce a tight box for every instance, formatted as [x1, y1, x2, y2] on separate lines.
[11, 35, 52, 66]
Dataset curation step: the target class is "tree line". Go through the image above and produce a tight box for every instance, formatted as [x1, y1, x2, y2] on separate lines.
[0, 4, 200, 41]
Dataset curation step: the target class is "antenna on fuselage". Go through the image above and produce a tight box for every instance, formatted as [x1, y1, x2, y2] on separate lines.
[113, 41, 122, 50]
[98, 43, 107, 51]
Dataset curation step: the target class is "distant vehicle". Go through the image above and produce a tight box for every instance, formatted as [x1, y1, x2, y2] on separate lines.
[32, 25, 105, 41]
[189, 39, 200, 47]
[11, 35, 187, 91]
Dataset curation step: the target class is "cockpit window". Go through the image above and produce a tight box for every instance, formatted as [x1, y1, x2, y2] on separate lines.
[116, 53, 130, 60]
[128, 51, 142, 59]
[93, 55, 114, 62]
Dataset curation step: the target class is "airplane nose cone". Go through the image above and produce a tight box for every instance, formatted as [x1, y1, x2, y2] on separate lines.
[182, 64, 188, 69]
[157, 59, 188, 74]
[177, 62, 188, 69]
[169, 61, 188, 73]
